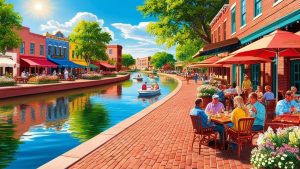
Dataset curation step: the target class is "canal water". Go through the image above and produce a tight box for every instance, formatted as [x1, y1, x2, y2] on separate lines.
[0, 72, 178, 169]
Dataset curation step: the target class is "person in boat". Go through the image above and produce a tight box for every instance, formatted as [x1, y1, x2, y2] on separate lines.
[142, 82, 147, 90]
[153, 82, 159, 90]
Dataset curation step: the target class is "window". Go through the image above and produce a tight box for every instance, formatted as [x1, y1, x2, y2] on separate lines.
[211, 34, 214, 43]
[214, 30, 217, 42]
[231, 7, 236, 34]
[64, 48, 67, 57]
[241, 0, 246, 26]
[218, 26, 221, 42]
[20, 42, 25, 54]
[109, 49, 112, 54]
[48, 45, 52, 56]
[40, 45, 44, 56]
[254, 0, 262, 17]
[30, 43, 35, 55]
[54, 46, 57, 56]
[61, 47, 64, 56]
[72, 50, 75, 58]
[223, 21, 226, 40]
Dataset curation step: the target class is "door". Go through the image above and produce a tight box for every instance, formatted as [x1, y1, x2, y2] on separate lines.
[291, 61, 300, 94]
[251, 64, 260, 90]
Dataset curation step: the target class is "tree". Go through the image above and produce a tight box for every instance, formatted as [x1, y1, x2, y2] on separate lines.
[151, 52, 175, 69]
[69, 20, 112, 70]
[122, 54, 135, 68]
[138, 0, 227, 47]
[0, 0, 22, 54]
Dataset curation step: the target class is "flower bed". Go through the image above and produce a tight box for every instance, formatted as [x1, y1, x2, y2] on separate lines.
[197, 85, 218, 98]
[251, 126, 300, 169]
[28, 76, 59, 84]
[0, 76, 16, 87]
[81, 73, 102, 80]
[102, 71, 117, 77]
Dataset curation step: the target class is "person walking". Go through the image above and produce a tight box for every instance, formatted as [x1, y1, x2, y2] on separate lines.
[194, 72, 199, 84]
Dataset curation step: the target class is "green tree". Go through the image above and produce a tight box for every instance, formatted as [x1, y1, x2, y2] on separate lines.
[0, 0, 22, 54]
[122, 54, 135, 68]
[151, 52, 175, 69]
[138, 0, 227, 46]
[70, 20, 112, 70]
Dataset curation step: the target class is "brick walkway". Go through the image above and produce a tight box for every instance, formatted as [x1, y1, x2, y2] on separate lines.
[69, 77, 252, 169]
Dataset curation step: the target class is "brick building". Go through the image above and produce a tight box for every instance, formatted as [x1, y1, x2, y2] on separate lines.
[106, 45, 122, 71]
[135, 56, 151, 70]
[197, 0, 300, 94]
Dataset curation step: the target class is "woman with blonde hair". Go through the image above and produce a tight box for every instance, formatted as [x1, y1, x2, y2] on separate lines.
[227, 96, 248, 130]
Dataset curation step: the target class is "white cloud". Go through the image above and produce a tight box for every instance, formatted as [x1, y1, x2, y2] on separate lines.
[40, 12, 114, 39]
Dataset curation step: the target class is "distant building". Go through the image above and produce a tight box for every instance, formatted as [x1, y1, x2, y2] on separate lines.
[135, 56, 151, 70]
[106, 45, 122, 71]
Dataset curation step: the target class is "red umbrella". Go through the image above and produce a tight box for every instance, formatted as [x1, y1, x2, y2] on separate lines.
[199, 56, 221, 64]
[216, 55, 272, 65]
[231, 29, 300, 101]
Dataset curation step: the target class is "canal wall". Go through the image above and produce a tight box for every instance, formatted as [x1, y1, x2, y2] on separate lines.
[0, 74, 130, 99]
[39, 73, 182, 169]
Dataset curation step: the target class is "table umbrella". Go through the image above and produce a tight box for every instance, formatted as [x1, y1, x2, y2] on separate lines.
[231, 29, 300, 101]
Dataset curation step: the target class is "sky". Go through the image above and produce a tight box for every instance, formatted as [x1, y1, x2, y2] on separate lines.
[7, 0, 176, 58]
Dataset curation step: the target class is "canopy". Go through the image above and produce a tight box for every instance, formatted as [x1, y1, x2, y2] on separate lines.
[0, 56, 15, 67]
[216, 55, 273, 65]
[89, 64, 98, 69]
[21, 56, 57, 68]
[199, 56, 221, 64]
[93, 61, 115, 69]
[48, 58, 84, 68]
[188, 63, 223, 68]
[72, 60, 88, 66]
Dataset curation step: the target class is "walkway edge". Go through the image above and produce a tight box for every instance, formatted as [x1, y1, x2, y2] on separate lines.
[38, 74, 183, 169]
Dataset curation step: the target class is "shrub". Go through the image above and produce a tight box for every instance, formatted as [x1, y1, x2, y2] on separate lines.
[81, 73, 102, 80]
[28, 76, 59, 84]
[197, 85, 218, 98]
[0, 76, 16, 87]
[251, 126, 300, 169]
[117, 71, 128, 75]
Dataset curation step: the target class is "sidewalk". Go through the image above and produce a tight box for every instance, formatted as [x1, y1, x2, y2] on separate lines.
[69, 77, 252, 169]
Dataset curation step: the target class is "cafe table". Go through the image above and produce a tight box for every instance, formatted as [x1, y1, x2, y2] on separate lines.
[272, 113, 300, 125]
[210, 113, 232, 149]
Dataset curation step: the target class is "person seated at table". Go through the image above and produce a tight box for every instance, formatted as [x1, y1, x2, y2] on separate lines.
[217, 84, 225, 103]
[275, 90, 297, 116]
[261, 85, 275, 102]
[205, 94, 225, 115]
[226, 84, 237, 95]
[291, 86, 298, 101]
[142, 82, 147, 90]
[248, 92, 266, 131]
[190, 98, 224, 144]
[255, 86, 263, 102]
[227, 96, 248, 130]
[52, 70, 57, 76]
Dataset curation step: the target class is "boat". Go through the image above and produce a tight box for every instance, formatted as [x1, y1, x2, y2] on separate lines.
[133, 77, 143, 81]
[137, 88, 161, 97]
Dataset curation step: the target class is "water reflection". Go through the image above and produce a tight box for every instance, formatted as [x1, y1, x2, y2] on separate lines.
[137, 96, 159, 105]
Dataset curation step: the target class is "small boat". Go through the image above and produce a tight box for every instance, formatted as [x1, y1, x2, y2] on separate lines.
[138, 88, 161, 97]
[133, 77, 143, 81]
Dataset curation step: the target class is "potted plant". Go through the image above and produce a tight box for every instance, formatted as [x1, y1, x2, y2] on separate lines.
[197, 84, 218, 108]
[251, 126, 300, 169]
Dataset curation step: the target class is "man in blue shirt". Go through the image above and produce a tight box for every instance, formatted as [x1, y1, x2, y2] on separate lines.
[276, 90, 297, 116]
[190, 98, 224, 144]
[248, 92, 266, 131]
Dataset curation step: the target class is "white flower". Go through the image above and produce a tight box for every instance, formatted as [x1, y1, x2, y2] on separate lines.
[281, 157, 285, 160]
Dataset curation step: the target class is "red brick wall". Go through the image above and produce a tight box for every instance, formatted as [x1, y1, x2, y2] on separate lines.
[211, 6, 229, 43]
[106, 45, 122, 71]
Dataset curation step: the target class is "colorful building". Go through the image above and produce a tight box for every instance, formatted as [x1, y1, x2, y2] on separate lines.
[196, 0, 300, 94]
[69, 42, 88, 67]
[135, 56, 151, 70]
[46, 32, 82, 72]
[8, 26, 57, 75]
[106, 45, 122, 71]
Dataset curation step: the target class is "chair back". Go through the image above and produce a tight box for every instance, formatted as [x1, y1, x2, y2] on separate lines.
[264, 99, 276, 121]
[190, 115, 202, 134]
[237, 117, 255, 135]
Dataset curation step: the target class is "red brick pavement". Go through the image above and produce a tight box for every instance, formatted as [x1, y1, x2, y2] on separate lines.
[69, 77, 252, 169]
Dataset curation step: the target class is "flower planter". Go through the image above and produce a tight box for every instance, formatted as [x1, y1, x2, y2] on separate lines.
[200, 97, 212, 109]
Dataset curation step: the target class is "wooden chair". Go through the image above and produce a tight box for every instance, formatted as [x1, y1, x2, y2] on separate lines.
[190, 115, 217, 154]
[264, 99, 276, 122]
[264, 122, 298, 131]
[226, 117, 255, 159]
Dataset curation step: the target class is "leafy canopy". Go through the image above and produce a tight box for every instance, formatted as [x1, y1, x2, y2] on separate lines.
[69, 20, 112, 66]
[0, 0, 22, 54]
[151, 52, 175, 69]
[122, 54, 135, 68]
[138, 0, 227, 47]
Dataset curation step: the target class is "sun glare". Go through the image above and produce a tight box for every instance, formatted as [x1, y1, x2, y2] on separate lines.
[24, 0, 53, 19]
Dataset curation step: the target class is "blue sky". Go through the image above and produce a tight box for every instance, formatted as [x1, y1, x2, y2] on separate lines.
[7, 0, 175, 58]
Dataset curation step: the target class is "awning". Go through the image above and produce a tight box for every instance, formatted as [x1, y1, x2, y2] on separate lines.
[188, 63, 223, 68]
[48, 58, 84, 68]
[21, 56, 57, 68]
[72, 60, 88, 66]
[199, 56, 221, 64]
[93, 61, 115, 69]
[193, 37, 240, 58]
[89, 64, 98, 69]
[0, 56, 16, 67]
[216, 55, 273, 65]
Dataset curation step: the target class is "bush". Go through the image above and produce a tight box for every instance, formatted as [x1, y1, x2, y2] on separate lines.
[0, 76, 16, 87]
[117, 71, 128, 75]
[103, 74, 117, 77]
[81, 73, 102, 80]
[197, 85, 218, 98]
[251, 126, 300, 169]
[28, 76, 59, 84]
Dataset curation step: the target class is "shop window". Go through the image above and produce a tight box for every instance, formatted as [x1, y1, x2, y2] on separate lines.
[241, 0, 246, 26]
[61, 47, 64, 57]
[20, 42, 25, 54]
[231, 7, 236, 34]
[254, 0, 262, 17]
[40, 45, 44, 56]
[72, 50, 75, 59]
[30, 43, 35, 55]
[109, 49, 112, 54]
[218, 26, 221, 42]
[48, 45, 52, 56]
[223, 21, 226, 40]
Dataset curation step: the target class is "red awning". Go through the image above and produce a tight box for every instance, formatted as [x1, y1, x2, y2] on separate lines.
[216, 55, 273, 65]
[93, 61, 115, 69]
[199, 56, 221, 64]
[20, 56, 57, 68]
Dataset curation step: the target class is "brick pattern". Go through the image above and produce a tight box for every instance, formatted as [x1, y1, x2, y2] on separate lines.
[69, 77, 252, 169]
